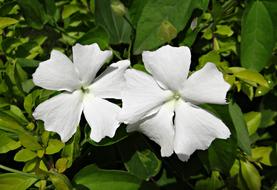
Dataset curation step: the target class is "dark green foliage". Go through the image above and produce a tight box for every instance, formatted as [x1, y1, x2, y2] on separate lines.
[0, 0, 276, 189]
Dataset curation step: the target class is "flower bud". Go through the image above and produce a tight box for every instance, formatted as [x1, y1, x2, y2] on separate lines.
[111, 0, 126, 16]
[158, 20, 177, 42]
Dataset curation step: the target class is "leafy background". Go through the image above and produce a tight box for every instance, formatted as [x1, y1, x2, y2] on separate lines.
[0, 0, 276, 189]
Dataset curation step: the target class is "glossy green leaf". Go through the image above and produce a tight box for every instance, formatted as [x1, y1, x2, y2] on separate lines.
[0, 173, 37, 190]
[244, 112, 261, 135]
[241, 1, 274, 71]
[95, 0, 132, 44]
[73, 165, 157, 190]
[45, 139, 64, 155]
[240, 160, 261, 190]
[118, 135, 161, 180]
[0, 133, 21, 153]
[228, 102, 251, 155]
[14, 149, 37, 162]
[133, 0, 209, 54]
[252, 146, 277, 166]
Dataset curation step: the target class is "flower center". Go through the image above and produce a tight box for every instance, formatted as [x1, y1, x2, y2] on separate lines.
[173, 92, 181, 100]
[81, 86, 89, 94]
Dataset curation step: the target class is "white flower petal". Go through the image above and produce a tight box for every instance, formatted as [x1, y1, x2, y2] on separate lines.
[33, 90, 84, 142]
[118, 69, 173, 124]
[32, 50, 81, 92]
[90, 60, 130, 99]
[180, 62, 230, 105]
[83, 95, 121, 142]
[127, 101, 175, 157]
[142, 45, 191, 91]
[174, 100, 230, 161]
[73, 43, 112, 85]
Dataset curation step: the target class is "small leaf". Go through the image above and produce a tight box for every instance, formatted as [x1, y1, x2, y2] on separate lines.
[234, 70, 269, 87]
[49, 172, 72, 190]
[62, 4, 79, 19]
[0, 17, 18, 29]
[0, 133, 21, 153]
[244, 112, 261, 135]
[240, 160, 261, 190]
[19, 133, 42, 151]
[118, 135, 162, 180]
[55, 158, 68, 173]
[214, 25, 233, 37]
[0, 173, 37, 190]
[252, 146, 277, 166]
[45, 139, 64, 155]
[195, 171, 224, 190]
[14, 149, 37, 162]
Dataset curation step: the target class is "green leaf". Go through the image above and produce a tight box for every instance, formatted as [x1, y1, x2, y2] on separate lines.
[61, 128, 81, 168]
[19, 133, 42, 151]
[17, 0, 47, 29]
[0, 112, 25, 133]
[207, 139, 236, 174]
[73, 165, 157, 190]
[0, 173, 37, 190]
[133, 0, 208, 54]
[240, 160, 261, 190]
[263, 0, 277, 41]
[214, 25, 233, 37]
[0, 17, 18, 29]
[228, 102, 251, 155]
[0, 133, 21, 153]
[252, 146, 277, 166]
[244, 112, 261, 136]
[45, 139, 64, 155]
[95, 0, 132, 44]
[241, 1, 274, 71]
[234, 70, 269, 87]
[78, 27, 109, 49]
[87, 125, 128, 146]
[195, 171, 224, 190]
[49, 172, 72, 190]
[118, 135, 162, 180]
[14, 149, 37, 162]
[62, 4, 79, 19]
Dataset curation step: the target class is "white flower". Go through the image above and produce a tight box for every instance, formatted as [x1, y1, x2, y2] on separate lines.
[32, 43, 130, 142]
[118, 45, 231, 161]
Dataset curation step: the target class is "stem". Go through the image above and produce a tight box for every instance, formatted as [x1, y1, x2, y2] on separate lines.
[109, 47, 123, 60]
[0, 164, 39, 179]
